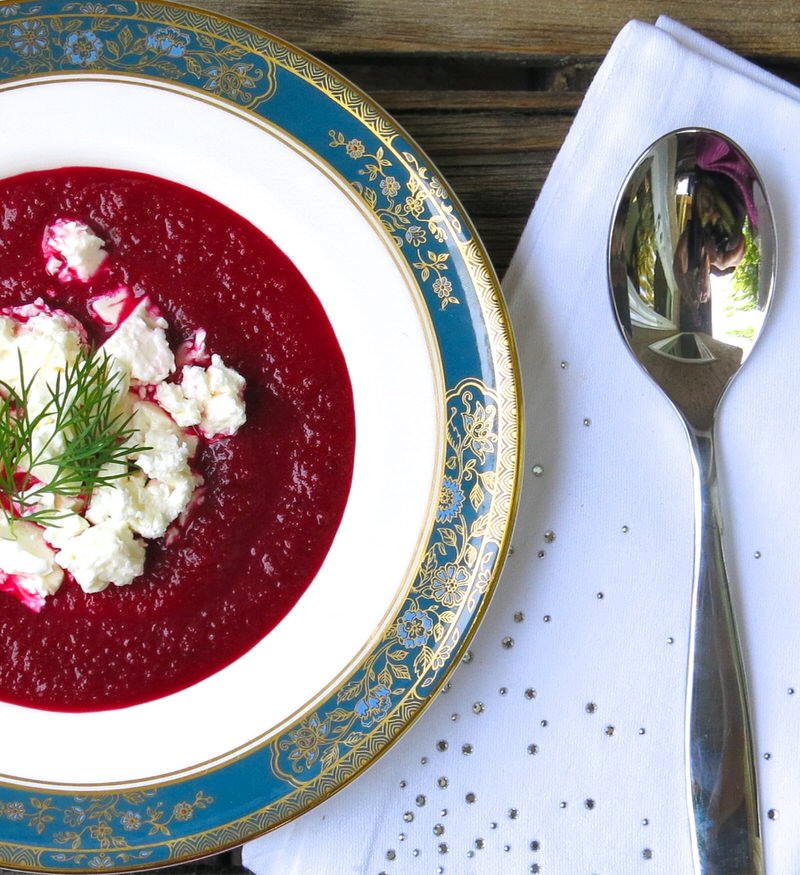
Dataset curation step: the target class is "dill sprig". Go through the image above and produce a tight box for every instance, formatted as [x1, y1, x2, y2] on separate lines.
[0, 348, 148, 527]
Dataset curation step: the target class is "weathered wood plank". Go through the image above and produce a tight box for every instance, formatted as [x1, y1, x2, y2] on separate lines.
[193, 0, 800, 60]
[369, 90, 583, 113]
[390, 111, 572, 155]
[325, 54, 600, 101]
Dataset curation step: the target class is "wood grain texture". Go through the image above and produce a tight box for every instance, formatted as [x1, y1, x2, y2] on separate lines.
[192, 0, 800, 59]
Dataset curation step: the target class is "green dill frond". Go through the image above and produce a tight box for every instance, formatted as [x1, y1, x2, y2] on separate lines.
[0, 347, 149, 529]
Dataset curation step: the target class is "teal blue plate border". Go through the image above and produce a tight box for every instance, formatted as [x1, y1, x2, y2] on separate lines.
[0, 1, 522, 870]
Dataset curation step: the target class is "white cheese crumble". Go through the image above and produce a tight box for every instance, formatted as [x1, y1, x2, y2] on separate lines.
[155, 354, 246, 437]
[0, 304, 90, 486]
[102, 300, 175, 385]
[87, 401, 198, 541]
[88, 285, 137, 328]
[0, 519, 63, 599]
[41, 510, 89, 551]
[87, 470, 197, 540]
[0, 223, 248, 606]
[56, 520, 146, 593]
[128, 399, 196, 481]
[0, 306, 87, 407]
[43, 219, 108, 283]
[175, 328, 208, 368]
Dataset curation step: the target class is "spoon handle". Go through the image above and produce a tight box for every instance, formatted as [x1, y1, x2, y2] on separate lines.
[687, 429, 763, 874]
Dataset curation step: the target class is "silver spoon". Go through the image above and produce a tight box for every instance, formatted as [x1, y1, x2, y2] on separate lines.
[608, 128, 774, 874]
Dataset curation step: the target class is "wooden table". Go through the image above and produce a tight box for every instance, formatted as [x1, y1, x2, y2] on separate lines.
[198, 0, 799, 286]
[63, 2, 799, 872]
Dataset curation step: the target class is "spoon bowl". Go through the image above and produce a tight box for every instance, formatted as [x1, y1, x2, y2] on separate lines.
[608, 128, 774, 874]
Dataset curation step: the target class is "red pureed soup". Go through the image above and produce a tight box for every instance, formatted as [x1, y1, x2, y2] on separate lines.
[0, 167, 356, 711]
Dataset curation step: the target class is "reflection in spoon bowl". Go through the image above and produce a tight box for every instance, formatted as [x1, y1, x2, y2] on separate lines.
[608, 128, 774, 874]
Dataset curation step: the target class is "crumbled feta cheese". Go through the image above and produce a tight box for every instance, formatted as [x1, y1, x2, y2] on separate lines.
[175, 328, 209, 368]
[0, 241, 248, 606]
[41, 511, 90, 551]
[128, 398, 195, 482]
[25, 412, 71, 487]
[87, 468, 196, 540]
[0, 304, 129, 489]
[0, 306, 88, 489]
[164, 482, 205, 547]
[43, 219, 108, 282]
[156, 354, 246, 437]
[0, 317, 14, 352]
[84, 397, 197, 540]
[0, 307, 85, 406]
[56, 521, 145, 593]
[102, 300, 175, 385]
[88, 285, 138, 328]
[0, 519, 63, 598]
[1, 298, 88, 333]
[153, 382, 202, 428]
[86, 478, 131, 528]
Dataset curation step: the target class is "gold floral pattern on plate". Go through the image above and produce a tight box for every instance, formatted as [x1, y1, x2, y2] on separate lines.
[0, 1, 521, 869]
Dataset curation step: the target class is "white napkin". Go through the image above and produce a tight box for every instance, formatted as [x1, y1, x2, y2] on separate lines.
[243, 18, 800, 874]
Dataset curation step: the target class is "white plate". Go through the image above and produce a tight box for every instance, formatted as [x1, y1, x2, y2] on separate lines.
[0, 2, 520, 870]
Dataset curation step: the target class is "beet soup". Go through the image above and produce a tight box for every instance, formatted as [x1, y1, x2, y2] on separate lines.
[0, 167, 356, 711]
